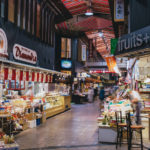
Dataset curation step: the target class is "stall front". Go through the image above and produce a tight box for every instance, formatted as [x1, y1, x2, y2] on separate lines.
[0, 27, 71, 148]
[113, 25, 150, 145]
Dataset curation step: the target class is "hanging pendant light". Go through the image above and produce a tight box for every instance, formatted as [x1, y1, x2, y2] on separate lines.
[85, 8, 93, 16]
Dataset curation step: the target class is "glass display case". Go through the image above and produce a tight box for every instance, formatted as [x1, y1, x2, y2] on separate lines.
[44, 96, 63, 110]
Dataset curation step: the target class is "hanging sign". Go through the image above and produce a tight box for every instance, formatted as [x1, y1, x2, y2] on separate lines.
[26, 71, 29, 81]
[34, 72, 37, 82]
[81, 45, 86, 61]
[41, 74, 44, 82]
[20, 70, 23, 81]
[16, 69, 20, 80]
[0, 28, 8, 58]
[114, 0, 124, 22]
[48, 75, 51, 83]
[43, 74, 46, 83]
[0, 65, 4, 80]
[45, 74, 48, 83]
[29, 71, 32, 81]
[111, 38, 118, 55]
[105, 56, 121, 75]
[115, 26, 150, 56]
[51, 75, 53, 83]
[23, 71, 26, 81]
[13, 44, 37, 64]
[32, 72, 35, 82]
[4, 68, 8, 80]
[39, 73, 42, 82]
[8, 68, 12, 80]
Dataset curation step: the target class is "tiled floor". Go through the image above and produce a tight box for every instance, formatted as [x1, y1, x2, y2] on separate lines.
[15, 101, 133, 150]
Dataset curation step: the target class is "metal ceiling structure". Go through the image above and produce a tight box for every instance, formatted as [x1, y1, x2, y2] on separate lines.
[56, 0, 115, 59]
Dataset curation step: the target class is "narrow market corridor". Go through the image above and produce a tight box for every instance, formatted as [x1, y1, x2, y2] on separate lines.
[16, 101, 127, 150]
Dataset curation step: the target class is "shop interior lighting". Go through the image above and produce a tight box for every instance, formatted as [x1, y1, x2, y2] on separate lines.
[99, 32, 103, 37]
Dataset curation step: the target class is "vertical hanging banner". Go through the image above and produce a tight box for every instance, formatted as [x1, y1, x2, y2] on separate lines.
[37, 72, 39, 82]
[32, 72, 35, 82]
[20, 70, 23, 81]
[105, 56, 121, 75]
[61, 38, 66, 53]
[34, 72, 37, 82]
[29, 71, 32, 81]
[89, 39, 93, 58]
[41, 73, 44, 83]
[51, 75, 53, 83]
[48, 74, 51, 83]
[114, 0, 124, 22]
[8, 68, 12, 80]
[12, 69, 16, 80]
[43, 73, 46, 83]
[23, 71, 26, 81]
[0, 65, 4, 80]
[26, 71, 29, 81]
[39, 73, 42, 82]
[16, 69, 20, 81]
[81, 45, 86, 61]
[67, 39, 71, 58]
[111, 38, 118, 55]
[45, 74, 48, 83]
[4, 68, 8, 80]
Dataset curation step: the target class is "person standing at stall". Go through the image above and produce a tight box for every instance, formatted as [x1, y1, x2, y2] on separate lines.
[129, 90, 142, 125]
[88, 87, 94, 103]
[99, 87, 105, 102]
[99, 87, 105, 112]
[94, 87, 98, 101]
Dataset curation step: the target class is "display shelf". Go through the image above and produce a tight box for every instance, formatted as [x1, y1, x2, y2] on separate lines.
[139, 91, 150, 93]
[141, 108, 150, 113]
[0, 141, 19, 150]
[143, 99, 150, 101]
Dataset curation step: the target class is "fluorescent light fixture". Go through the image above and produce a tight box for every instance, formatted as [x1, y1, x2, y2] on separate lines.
[85, 9, 93, 16]
[85, 12, 93, 16]
[144, 78, 150, 83]
[99, 32, 103, 37]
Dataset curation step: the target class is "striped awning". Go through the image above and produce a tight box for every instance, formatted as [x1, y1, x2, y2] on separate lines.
[62, 0, 110, 15]
[75, 16, 112, 31]
[86, 29, 115, 59]
[59, 0, 114, 58]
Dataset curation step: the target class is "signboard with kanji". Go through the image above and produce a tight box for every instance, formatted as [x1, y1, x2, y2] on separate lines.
[114, 0, 124, 22]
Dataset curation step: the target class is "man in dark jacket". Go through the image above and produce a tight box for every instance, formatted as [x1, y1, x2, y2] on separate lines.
[99, 87, 105, 101]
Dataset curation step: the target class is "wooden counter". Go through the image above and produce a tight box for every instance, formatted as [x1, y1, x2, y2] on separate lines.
[64, 95, 71, 110]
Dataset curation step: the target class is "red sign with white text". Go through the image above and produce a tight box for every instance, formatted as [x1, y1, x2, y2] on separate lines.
[13, 44, 37, 64]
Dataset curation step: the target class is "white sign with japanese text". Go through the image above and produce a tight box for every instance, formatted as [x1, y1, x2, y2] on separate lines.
[81, 45, 86, 61]
[114, 0, 124, 22]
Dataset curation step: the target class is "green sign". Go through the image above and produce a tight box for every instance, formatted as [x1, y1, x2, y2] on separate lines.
[111, 38, 118, 55]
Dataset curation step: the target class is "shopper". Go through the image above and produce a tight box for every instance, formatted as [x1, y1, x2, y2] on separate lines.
[129, 90, 142, 125]
[94, 87, 98, 101]
[99, 87, 105, 102]
[88, 87, 94, 103]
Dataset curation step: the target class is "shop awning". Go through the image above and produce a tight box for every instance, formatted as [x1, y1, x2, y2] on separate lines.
[0, 59, 69, 77]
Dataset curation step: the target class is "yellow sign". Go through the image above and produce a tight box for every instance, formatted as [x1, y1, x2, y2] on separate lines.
[61, 70, 72, 75]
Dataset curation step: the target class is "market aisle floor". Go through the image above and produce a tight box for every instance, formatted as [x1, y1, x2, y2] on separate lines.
[16, 101, 128, 150]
